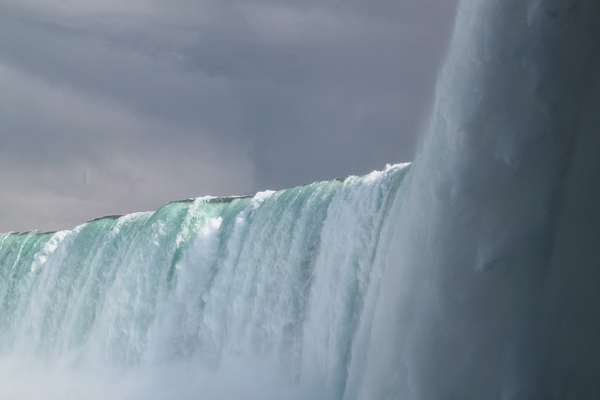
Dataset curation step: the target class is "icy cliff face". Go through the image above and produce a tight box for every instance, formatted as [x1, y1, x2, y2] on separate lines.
[1, 0, 599, 399]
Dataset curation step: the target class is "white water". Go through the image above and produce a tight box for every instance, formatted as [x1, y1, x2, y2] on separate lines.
[359, 0, 600, 398]
[1, 0, 599, 399]
[0, 165, 410, 399]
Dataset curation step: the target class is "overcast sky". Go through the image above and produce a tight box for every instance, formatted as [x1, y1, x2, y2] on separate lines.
[0, 0, 458, 232]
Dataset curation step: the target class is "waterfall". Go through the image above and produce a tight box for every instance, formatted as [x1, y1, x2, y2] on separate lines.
[1, 0, 599, 398]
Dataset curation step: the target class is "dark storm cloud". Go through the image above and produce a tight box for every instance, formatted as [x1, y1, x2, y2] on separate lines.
[0, 0, 458, 232]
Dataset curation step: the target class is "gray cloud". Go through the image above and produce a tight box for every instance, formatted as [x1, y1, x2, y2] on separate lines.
[0, 0, 458, 232]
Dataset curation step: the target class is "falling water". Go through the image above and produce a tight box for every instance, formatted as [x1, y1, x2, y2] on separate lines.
[1, 0, 599, 399]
